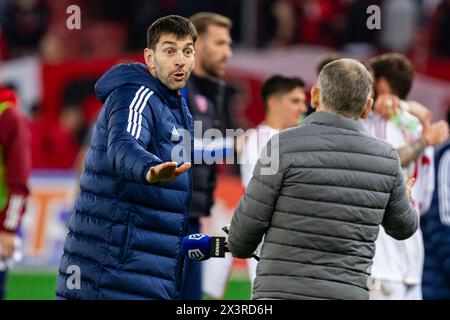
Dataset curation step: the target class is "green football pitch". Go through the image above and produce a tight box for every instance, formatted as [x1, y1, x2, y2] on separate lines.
[4, 270, 252, 300]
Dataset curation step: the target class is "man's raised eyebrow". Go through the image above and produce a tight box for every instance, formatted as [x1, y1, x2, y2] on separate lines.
[161, 41, 177, 46]
[161, 41, 194, 48]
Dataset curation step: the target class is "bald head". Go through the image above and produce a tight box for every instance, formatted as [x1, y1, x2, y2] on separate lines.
[317, 58, 373, 119]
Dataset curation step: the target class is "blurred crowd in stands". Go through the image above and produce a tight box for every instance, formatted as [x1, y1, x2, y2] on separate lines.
[1, 0, 449, 62]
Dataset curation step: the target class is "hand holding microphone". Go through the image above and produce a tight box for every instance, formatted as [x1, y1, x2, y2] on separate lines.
[181, 232, 260, 261]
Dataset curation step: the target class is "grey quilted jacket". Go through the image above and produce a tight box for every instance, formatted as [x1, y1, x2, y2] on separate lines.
[228, 111, 418, 300]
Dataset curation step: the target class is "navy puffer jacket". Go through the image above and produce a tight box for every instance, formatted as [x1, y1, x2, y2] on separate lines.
[56, 62, 193, 299]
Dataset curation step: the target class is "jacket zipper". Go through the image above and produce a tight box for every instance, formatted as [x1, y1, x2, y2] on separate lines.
[173, 95, 193, 299]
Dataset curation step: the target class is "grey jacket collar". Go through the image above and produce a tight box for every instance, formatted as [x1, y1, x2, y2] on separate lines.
[304, 111, 364, 133]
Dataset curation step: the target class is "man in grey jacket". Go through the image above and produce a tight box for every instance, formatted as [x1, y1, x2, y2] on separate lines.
[228, 58, 418, 300]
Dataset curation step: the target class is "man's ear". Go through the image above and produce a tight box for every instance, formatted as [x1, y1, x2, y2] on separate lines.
[360, 97, 373, 119]
[266, 95, 278, 112]
[144, 48, 155, 72]
[311, 85, 320, 109]
[194, 36, 204, 53]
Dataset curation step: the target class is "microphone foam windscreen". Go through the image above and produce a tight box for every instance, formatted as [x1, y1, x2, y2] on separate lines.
[181, 233, 211, 261]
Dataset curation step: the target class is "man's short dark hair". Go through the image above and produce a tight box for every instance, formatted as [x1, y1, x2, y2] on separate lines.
[316, 53, 343, 76]
[368, 53, 414, 100]
[261, 75, 305, 109]
[147, 15, 198, 50]
[189, 12, 232, 35]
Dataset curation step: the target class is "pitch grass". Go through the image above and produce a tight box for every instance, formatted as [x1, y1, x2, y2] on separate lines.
[4, 270, 251, 300]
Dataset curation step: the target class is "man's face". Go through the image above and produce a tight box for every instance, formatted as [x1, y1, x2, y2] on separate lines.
[197, 25, 232, 78]
[275, 87, 307, 128]
[373, 77, 392, 99]
[146, 33, 195, 90]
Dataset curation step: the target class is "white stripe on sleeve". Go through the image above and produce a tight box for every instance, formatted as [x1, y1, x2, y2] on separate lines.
[135, 91, 153, 140]
[129, 87, 150, 137]
[127, 86, 145, 133]
[4, 194, 25, 230]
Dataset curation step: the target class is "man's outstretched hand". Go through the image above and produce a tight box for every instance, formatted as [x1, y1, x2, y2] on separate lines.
[146, 162, 191, 184]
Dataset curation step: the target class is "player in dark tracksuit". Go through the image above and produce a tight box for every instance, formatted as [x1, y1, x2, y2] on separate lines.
[180, 12, 234, 300]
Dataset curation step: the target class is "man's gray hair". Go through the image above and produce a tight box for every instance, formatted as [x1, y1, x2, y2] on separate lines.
[317, 58, 373, 118]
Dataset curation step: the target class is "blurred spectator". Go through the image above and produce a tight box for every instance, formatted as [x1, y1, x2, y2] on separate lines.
[363, 53, 448, 300]
[0, 56, 41, 115]
[39, 32, 65, 63]
[298, 0, 349, 47]
[28, 78, 97, 170]
[181, 12, 235, 300]
[261, 0, 349, 48]
[378, 0, 419, 53]
[341, 0, 380, 54]
[62, 78, 99, 142]
[176, 0, 242, 45]
[30, 104, 81, 169]
[429, 0, 450, 56]
[266, 0, 297, 48]
[37, 0, 128, 61]
[0, 0, 49, 59]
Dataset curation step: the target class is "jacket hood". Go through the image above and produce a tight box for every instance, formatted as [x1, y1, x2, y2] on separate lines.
[95, 62, 180, 105]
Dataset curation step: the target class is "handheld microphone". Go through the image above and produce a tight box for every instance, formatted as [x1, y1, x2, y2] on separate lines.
[181, 233, 228, 261]
[182, 231, 261, 261]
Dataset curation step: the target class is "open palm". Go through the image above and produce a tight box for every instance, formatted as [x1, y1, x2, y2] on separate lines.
[147, 161, 191, 183]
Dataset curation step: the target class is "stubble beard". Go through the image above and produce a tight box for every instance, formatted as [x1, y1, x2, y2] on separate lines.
[155, 66, 192, 91]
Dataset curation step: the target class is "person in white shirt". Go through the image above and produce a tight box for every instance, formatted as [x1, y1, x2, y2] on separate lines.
[362, 53, 448, 300]
[239, 75, 307, 286]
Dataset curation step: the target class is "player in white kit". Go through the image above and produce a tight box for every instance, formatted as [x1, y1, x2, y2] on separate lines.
[362, 53, 448, 300]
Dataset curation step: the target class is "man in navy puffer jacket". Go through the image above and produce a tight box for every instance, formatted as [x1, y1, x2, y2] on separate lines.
[56, 15, 197, 300]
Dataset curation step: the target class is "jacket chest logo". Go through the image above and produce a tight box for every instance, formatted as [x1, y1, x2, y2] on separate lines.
[195, 95, 208, 113]
[171, 126, 180, 140]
